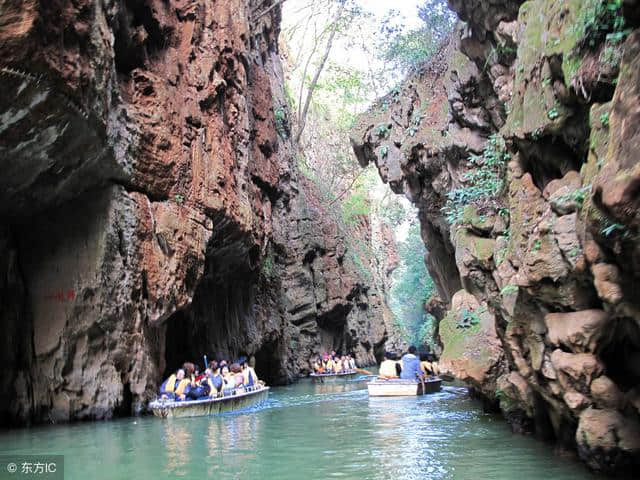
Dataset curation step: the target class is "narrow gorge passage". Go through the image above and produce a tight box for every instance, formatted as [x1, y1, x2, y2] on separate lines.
[1, 0, 640, 478]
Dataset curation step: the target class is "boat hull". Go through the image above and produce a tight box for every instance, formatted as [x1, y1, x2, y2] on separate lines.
[149, 386, 269, 418]
[367, 378, 442, 396]
[310, 371, 359, 383]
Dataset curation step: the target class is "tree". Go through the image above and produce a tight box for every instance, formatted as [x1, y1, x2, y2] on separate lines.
[377, 0, 456, 73]
[390, 222, 436, 349]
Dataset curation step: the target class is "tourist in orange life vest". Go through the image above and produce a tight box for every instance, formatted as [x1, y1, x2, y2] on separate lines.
[159, 368, 191, 401]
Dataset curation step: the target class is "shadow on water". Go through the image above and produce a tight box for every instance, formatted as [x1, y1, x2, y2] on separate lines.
[0, 381, 629, 480]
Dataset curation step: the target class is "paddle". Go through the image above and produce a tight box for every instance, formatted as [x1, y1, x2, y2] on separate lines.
[355, 368, 372, 375]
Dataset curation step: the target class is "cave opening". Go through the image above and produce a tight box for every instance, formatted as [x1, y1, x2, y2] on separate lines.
[253, 338, 284, 385]
[113, 0, 173, 75]
[516, 133, 587, 192]
[599, 317, 640, 391]
[161, 215, 285, 385]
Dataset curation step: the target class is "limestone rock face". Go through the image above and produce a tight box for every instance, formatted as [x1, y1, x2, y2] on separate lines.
[0, 0, 389, 425]
[352, 1, 640, 473]
[438, 290, 504, 392]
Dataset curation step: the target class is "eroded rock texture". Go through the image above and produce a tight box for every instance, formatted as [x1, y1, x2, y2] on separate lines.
[0, 0, 388, 426]
[352, 0, 640, 473]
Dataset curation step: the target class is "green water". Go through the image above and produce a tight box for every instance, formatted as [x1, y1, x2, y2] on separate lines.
[0, 381, 610, 479]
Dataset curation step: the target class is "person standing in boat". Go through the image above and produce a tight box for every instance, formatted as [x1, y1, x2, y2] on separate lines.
[400, 346, 424, 381]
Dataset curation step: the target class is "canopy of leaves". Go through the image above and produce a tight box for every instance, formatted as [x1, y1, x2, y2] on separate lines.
[390, 222, 436, 349]
[378, 0, 457, 73]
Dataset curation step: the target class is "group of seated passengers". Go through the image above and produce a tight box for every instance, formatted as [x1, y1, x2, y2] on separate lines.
[311, 351, 357, 374]
[159, 357, 260, 401]
[378, 346, 437, 380]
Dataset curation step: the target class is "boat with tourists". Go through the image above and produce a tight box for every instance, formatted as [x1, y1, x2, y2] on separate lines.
[150, 384, 270, 418]
[369, 346, 443, 396]
[309, 370, 359, 383]
[367, 377, 442, 396]
[309, 352, 360, 382]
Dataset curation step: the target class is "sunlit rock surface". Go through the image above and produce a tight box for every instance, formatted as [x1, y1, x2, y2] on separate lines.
[0, 0, 389, 425]
[352, 1, 640, 473]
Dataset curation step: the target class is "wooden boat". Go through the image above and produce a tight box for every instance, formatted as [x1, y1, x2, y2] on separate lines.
[149, 385, 269, 418]
[309, 370, 359, 383]
[367, 377, 442, 396]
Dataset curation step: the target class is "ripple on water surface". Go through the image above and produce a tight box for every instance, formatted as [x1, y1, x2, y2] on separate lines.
[0, 382, 620, 480]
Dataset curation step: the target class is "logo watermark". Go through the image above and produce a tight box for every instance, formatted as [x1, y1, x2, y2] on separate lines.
[0, 455, 63, 479]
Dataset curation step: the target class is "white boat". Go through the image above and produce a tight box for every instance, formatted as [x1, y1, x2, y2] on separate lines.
[149, 385, 269, 418]
[367, 377, 442, 396]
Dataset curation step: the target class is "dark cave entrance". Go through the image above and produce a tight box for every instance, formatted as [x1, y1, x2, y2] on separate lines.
[317, 304, 352, 354]
[253, 338, 284, 385]
[161, 216, 285, 384]
[599, 317, 640, 391]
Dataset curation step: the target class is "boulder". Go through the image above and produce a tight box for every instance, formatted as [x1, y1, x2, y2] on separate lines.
[544, 310, 609, 353]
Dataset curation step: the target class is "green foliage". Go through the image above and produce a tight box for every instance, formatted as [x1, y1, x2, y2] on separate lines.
[533, 239, 542, 252]
[274, 106, 289, 138]
[342, 190, 371, 225]
[442, 135, 510, 225]
[500, 284, 519, 297]
[379, 195, 407, 227]
[601, 220, 626, 237]
[390, 222, 436, 348]
[547, 107, 560, 120]
[379, 145, 389, 159]
[575, 0, 631, 50]
[599, 112, 610, 127]
[378, 0, 456, 73]
[556, 185, 592, 208]
[263, 249, 276, 278]
[174, 194, 185, 204]
[376, 123, 390, 138]
[456, 308, 483, 329]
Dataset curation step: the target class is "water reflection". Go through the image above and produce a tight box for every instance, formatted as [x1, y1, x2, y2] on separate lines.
[163, 421, 192, 476]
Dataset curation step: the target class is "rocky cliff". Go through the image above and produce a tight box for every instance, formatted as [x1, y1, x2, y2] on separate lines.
[351, 0, 640, 473]
[0, 0, 387, 426]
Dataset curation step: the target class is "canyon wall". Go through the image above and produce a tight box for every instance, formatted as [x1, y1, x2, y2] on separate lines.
[351, 0, 640, 473]
[0, 0, 387, 426]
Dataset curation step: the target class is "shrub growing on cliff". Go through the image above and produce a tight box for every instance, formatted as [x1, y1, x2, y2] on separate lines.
[575, 0, 631, 50]
[442, 135, 510, 225]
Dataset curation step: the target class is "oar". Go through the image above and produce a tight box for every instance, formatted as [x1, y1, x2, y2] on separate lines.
[355, 368, 372, 375]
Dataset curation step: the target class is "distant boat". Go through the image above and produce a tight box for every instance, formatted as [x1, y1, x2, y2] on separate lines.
[309, 370, 359, 383]
[149, 385, 269, 418]
[367, 377, 442, 396]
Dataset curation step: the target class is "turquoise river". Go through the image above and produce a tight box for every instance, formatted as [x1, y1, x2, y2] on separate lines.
[0, 380, 621, 479]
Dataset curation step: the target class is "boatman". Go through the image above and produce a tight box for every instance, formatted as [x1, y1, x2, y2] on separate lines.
[400, 346, 423, 381]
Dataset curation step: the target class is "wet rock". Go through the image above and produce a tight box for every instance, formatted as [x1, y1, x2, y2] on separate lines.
[576, 408, 640, 472]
